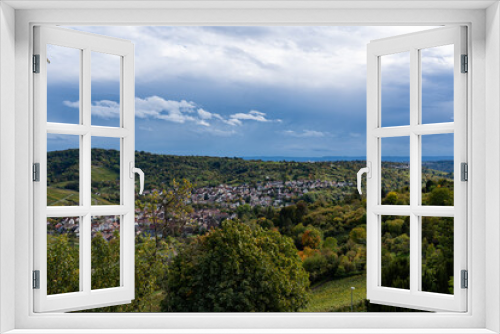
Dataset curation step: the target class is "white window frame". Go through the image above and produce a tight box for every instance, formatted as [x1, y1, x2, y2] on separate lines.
[1, 2, 499, 333]
[366, 26, 467, 312]
[33, 26, 136, 313]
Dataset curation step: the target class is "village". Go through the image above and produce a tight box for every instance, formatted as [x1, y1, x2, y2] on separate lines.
[48, 179, 356, 241]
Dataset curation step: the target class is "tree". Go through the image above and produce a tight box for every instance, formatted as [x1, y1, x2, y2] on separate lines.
[302, 227, 322, 249]
[428, 187, 453, 206]
[382, 191, 398, 205]
[349, 226, 366, 245]
[47, 233, 79, 295]
[91, 231, 120, 290]
[137, 179, 193, 240]
[161, 220, 310, 312]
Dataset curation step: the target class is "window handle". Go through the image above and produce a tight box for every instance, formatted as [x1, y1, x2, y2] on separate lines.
[129, 162, 145, 195]
[357, 162, 371, 195]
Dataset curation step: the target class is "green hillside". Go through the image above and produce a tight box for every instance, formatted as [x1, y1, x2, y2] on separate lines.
[303, 274, 366, 312]
[46, 149, 451, 206]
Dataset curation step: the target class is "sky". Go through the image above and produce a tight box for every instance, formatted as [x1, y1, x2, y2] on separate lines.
[46, 26, 454, 158]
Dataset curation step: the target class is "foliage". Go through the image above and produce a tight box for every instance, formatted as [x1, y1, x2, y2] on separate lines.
[381, 216, 410, 289]
[91, 231, 121, 290]
[421, 217, 454, 294]
[47, 232, 79, 295]
[161, 220, 310, 312]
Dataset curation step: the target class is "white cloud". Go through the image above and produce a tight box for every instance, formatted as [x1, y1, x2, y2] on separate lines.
[91, 100, 120, 119]
[228, 110, 280, 125]
[63, 101, 79, 108]
[197, 119, 210, 127]
[135, 96, 197, 122]
[63, 96, 279, 132]
[225, 119, 242, 126]
[283, 130, 330, 138]
[64, 99, 120, 119]
[197, 108, 223, 120]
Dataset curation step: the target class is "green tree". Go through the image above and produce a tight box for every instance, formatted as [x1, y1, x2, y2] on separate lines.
[349, 226, 366, 245]
[383, 191, 398, 205]
[47, 233, 79, 295]
[161, 220, 310, 312]
[428, 187, 453, 206]
[91, 231, 120, 290]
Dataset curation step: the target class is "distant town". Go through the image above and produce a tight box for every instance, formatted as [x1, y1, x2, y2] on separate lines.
[47, 179, 356, 241]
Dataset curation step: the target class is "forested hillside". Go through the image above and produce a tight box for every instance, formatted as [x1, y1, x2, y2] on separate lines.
[45, 149, 454, 312]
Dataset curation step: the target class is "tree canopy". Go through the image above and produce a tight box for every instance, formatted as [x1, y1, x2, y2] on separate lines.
[161, 220, 310, 312]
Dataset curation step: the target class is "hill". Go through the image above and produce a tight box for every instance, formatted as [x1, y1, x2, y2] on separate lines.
[46, 149, 452, 206]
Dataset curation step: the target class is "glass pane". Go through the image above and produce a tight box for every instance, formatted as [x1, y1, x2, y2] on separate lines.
[421, 217, 454, 294]
[91, 215, 121, 290]
[47, 44, 81, 124]
[381, 215, 410, 289]
[47, 216, 80, 295]
[421, 133, 454, 206]
[91, 137, 121, 205]
[381, 137, 410, 205]
[91, 52, 121, 127]
[47, 134, 80, 206]
[421, 45, 454, 124]
[381, 52, 410, 127]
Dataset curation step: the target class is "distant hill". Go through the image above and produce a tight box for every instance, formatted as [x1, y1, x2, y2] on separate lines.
[46, 149, 452, 206]
[243, 155, 453, 163]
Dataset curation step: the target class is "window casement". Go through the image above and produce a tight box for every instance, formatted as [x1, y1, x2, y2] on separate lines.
[363, 26, 467, 312]
[33, 26, 139, 312]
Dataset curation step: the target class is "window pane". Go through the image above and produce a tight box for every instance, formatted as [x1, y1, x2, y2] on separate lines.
[91, 137, 121, 205]
[47, 44, 81, 124]
[91, 52, 121, 127]
[381, 215, 410, 290]
[381, 52, 410, 127]
[47, 216, 80, 295]
[381, 137, 410, 205]
[421, 217, 453, 294]
[421, 45, 454, 124]
[421, 134, 454, 206]
[47, 134, 80, 206]
[91, 215, 121, 290]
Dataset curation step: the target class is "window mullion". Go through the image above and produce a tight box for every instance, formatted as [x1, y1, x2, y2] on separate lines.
[409, 47, 420, 294]
[82, 47, 92, 293]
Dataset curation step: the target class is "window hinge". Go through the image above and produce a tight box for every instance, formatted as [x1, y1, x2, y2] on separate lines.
[33, 270, 40, 289]
[461, 270, 468, 289]
[33, 54, 40, 73]
[461, 54, 468, 73]
[33, 163, 40, 182]
[461, 162, 468, 181]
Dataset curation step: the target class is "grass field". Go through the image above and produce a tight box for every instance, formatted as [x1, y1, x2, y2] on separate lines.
[302, 274, 366, 312]
[47, 187, 116, 206]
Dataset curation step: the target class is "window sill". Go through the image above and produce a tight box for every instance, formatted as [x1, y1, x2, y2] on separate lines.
[4, 329, 498, 334]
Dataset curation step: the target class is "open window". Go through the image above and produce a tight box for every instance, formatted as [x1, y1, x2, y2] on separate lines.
[33, 26, 139, 312]
[364, 26, 467, 312]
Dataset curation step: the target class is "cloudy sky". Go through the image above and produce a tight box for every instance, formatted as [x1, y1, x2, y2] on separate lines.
[46, 26, 454, 158]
